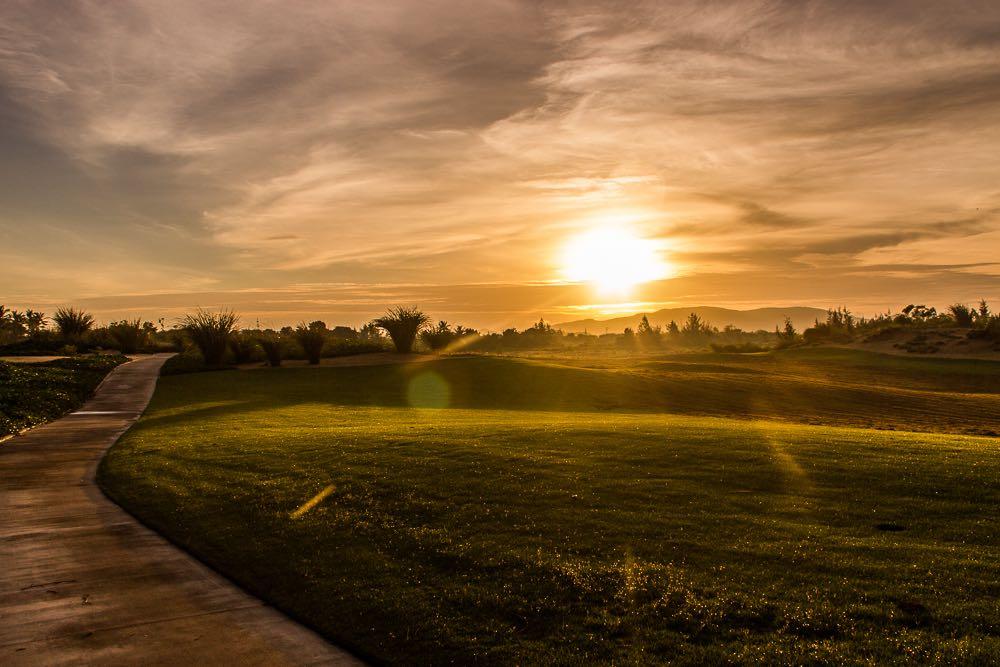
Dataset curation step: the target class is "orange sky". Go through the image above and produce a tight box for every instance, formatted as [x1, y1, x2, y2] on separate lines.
[1, 1, 998, 329]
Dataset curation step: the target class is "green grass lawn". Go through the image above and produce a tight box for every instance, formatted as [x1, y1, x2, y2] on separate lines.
[0, 354, 127, 438]
[99, 351, 1000, 663]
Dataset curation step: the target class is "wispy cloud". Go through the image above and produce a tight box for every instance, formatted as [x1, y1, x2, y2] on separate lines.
[1, 0, 998, 324]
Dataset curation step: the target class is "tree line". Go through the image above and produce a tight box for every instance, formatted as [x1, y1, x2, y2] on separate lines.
[2, 299, 997, 364]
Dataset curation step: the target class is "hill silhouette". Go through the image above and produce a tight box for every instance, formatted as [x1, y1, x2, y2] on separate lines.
[555, 306, 829, 333]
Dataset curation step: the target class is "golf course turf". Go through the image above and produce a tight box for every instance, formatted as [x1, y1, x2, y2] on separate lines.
[99, 351, 1000, 663]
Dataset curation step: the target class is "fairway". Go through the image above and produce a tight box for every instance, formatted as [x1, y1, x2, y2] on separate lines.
[99, 352, 1000, 663]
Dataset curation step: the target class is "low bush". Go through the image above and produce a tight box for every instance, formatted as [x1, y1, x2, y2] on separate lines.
[0, 332, 67, 356]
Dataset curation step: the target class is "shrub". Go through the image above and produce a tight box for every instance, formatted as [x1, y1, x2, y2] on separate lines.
[258, 334, 283, 367]
[108, 319, 145, 354]
[421, 321, 456, 351]
[375, 306, 429, 353]
[229, 332, 258, 364]
[53, 307, 94, 342]
[183, 309, 239, 366]
[295, 324, 326, 364]
[949, 304, 975, 327]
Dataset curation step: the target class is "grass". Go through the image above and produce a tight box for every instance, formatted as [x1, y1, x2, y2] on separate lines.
[99, 350, 1000, 663]
[0, 354, 128, 438]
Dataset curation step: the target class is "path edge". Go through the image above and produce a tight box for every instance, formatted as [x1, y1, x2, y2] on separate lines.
[93, 362, 376, 666]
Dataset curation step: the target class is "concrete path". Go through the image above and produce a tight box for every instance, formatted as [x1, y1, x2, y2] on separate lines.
[0, 355, 361, 666]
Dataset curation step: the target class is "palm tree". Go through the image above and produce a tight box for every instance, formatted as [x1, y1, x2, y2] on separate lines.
[25, 310, 46, 335]
[375, 306, 429, 353]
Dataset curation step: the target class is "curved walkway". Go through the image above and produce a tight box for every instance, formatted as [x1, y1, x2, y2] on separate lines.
[0, 355, 361, 666]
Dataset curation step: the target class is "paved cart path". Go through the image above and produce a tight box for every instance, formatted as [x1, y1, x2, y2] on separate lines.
[0, 355, 361, 666]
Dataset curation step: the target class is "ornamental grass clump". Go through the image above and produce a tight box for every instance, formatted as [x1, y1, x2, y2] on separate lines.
[375, 306, 429, 353]
[108, 319, 145, 354]
[53, 307, 94, 343]
[258, 334, 283, 367]
[229, 332, 258, 364]
[183, 309, 239, 366]
[294, 324, 326, 365]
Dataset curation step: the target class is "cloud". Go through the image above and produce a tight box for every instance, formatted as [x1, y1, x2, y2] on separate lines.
[1, 0, 998, 319]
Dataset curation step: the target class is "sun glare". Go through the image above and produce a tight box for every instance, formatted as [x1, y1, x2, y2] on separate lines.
[562, 228, 669, 294]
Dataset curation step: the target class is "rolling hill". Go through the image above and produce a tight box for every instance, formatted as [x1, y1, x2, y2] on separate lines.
[555, 306, 829, 333]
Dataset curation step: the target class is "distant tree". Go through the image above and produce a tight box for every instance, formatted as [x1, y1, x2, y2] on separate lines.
[330, 326, 358, 340]
[901, 304, 936, 322]
[774, 317, 798, 348]
[375, 306, 429, 353]
[667, 320, 680, 337]
[978, 299, 991, 324]
[421, 321, 455, 351]
[0, 306, 27, 344]
[25, 310, 46, 336]
[682, 312, 710, 336]
[637, 315, 662, 345]
[948, 304, 975, 327]
[183, 309, 239, 366]
[1, 309, 28, 341]
[53, 307, 95, 342]
[359, 321, 383, 343]
[294, 323, 326, 364]
[783, 317, 796, 338]
[527, 319, 555, 334]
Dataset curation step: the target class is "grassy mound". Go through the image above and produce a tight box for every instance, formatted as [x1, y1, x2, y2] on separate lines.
[99, 351, 1000, 663]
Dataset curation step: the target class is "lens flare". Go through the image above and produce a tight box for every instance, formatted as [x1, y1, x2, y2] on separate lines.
[407, 372, 451, 409]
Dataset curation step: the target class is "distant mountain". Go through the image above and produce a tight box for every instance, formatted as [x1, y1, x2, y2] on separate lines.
[555, 306, 829, 334]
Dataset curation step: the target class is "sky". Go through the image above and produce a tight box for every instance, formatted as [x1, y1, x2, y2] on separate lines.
[1, 0, 998, 329]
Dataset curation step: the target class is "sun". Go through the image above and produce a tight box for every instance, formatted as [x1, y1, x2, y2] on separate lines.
[561, 227, 669, 294]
